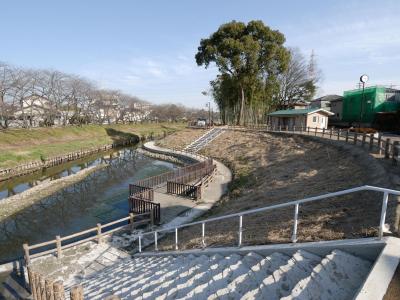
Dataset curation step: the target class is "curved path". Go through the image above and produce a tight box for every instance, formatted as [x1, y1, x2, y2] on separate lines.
[26, 141, 232, 290]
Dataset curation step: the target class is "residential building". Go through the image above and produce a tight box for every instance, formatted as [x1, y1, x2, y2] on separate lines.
[329, 97, 343, 121]
[310, 95, 343, 111]
[268, 108, 334, 129]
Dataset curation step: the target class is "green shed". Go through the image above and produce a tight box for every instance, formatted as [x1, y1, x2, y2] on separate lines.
[342, 86, 400, 123]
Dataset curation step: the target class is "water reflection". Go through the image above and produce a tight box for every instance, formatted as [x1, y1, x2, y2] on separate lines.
[0, 148, 175, 263]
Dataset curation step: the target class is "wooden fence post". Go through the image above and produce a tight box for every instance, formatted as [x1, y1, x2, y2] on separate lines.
[23, 243, 30, 265]
[45, 278, 55, 300]
[369, 134, 374, 151]
[27, 267, 37, 300]
[392, 141, 399, 164]
[56, 236, 62, 259]
[33, 272, 41, 300]
[150, 209, 155, 226]
[345, 130, 349, 143]
[362, 133, 367, 147]
[70, 285, 84, 300]
[353, 132, 358, 145]
[385, 138, 391, 159]
[40, 275, 46, 300]
[53, 281, 65, 300]
[97, 223, 103, 244]
[322, 128, 325, 137]
[377, 134, 382, 154]
[329, 128, 333, 139]
[129, 213, 135, 231]
[337, 129, 341, 140]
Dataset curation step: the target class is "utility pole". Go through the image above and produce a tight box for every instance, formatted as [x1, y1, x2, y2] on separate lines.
[359, 74, 369, 128]
[206, 102, 211, 128]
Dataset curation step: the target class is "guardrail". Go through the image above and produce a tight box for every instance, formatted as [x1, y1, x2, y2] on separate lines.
[129, 196, 160, 224]
[136, 185, 400, 252]
[134, 158, 213, 188]
[23, 212, 152, 265]
[167, 181, 201, 200]
[129, 184, 154, 201]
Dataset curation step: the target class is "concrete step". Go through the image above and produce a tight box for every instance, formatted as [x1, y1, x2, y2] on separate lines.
[0, 272, 31, 300]
[74, 248, 373, 300]
[282, 250, 372, 300]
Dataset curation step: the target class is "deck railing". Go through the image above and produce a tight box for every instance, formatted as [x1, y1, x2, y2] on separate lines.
[167, 181, 201, 200]
[133, 158, 213, 188]
[137, 185, 400, 252]
[23, 212, 152, 265]
[129, 196, 161, 224]
[129, 184, 154, 201]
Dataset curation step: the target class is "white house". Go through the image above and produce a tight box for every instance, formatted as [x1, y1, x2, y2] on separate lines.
[268, 108, 334, 130]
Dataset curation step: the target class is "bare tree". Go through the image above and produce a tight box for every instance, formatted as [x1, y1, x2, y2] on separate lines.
[277, 48, 321, 109]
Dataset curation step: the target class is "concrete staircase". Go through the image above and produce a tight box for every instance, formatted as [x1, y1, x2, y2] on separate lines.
[76, 249, 371, 300]
[184, 127, 224, 153]
[0, 271, 30, 300]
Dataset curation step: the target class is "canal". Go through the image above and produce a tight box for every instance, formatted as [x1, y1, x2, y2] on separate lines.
[0, 146, 176, 263]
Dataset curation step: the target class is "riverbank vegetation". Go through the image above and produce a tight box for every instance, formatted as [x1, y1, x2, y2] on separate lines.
[0, 122, 185, 168]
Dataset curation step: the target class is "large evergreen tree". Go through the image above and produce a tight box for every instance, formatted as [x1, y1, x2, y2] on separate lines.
[196, 20, 290, 125]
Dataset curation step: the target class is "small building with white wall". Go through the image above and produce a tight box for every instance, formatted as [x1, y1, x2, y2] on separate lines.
[268, 108, 334, 129]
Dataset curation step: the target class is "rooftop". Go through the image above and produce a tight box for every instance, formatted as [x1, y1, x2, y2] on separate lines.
[268, 108, 333, 116]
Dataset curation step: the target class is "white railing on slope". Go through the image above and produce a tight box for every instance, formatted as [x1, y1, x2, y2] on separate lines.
[137, 185, 400, 252]
[184, 127, 225, 152]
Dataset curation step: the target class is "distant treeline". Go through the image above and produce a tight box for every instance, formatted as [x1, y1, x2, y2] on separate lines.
[0, 62, 211, 129]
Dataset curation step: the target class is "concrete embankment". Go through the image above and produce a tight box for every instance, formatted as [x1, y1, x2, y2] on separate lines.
[0, 164, 108, 221]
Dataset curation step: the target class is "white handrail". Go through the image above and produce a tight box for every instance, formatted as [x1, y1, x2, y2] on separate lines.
[138, 185, 400, 252]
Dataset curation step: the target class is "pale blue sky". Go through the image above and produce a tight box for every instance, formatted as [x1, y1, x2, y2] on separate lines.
[1, 0, 399, 108]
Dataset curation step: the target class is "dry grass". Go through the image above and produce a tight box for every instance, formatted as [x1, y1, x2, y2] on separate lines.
[158, 130, 386, 250]
[156, 128, 208, 150]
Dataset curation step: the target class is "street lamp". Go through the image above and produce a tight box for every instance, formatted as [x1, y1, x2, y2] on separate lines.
[206, 102, 211, 128]
[202, 91, 211, 128]
[359, 74, 369, 128]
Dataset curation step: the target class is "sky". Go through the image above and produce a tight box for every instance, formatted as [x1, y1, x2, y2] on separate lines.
[1, 0, 400, 108]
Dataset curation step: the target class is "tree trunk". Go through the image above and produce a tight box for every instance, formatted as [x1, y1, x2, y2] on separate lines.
[239, 84, 245, 126]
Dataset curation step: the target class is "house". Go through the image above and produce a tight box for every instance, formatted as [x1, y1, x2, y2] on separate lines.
[310, 94, 343, 111]
[329, 97, 343, 121]
[268, 108, 334, 130]
[280, 100, 310, 110]
[342, 86, 400, 125]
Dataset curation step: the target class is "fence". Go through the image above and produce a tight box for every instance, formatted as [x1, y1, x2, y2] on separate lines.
[134, 158, 213, 188]
[136, 185, 400, 253]
[129, 184, 154, 201]
[23, 212, 152, 265]
[27, 267, 120, 300]
[231, 125, 398, 162]
[0, 137, 138, 182]
[167, 181, 201, 200]
[129, 196, 160, 224]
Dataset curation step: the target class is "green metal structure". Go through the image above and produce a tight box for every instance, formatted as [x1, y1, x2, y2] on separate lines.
[342, 86, 400, 123]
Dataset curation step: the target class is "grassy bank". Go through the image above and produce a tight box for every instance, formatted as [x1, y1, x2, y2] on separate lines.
[0, 123, 185, 169]
[158, 129, 386, 249]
